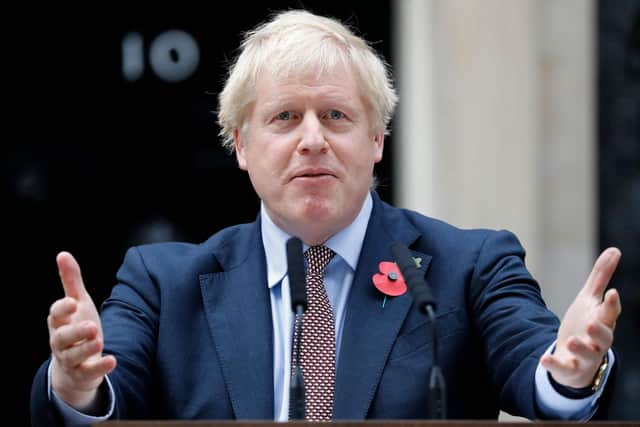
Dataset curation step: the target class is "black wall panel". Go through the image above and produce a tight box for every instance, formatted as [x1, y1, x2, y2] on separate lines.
[11, 1, 639, 423]
[598, 0, 640, 419]
[8, 3, 392, 425]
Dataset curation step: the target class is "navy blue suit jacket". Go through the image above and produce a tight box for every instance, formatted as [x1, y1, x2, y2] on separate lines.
[33, 192, 578, 424]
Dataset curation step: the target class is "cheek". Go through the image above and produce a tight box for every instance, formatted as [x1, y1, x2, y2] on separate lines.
[339, 137, 381, 169]
[245, 137, 290, 173]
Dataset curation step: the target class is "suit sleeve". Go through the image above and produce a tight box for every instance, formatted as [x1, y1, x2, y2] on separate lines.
[98, 245, 162, 419]
[468, 230, 559, 419]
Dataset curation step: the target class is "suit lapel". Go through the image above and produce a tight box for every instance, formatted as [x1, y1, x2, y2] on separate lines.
[199, 225, 274, 419]
[334, 193, 432, 419]
[196, 194, 435, 420]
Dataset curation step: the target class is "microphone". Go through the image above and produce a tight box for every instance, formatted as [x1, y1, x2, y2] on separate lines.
[390, 242, 447, 419]
[390, 243, 436, 313]
[286, 237, 306, 420]
[287, 237, 307, 313]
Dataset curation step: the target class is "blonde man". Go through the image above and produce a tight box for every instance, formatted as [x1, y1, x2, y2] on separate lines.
[32, 10, 620, 425]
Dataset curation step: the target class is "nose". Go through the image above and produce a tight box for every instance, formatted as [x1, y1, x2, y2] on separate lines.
[297, 113, 328, 154]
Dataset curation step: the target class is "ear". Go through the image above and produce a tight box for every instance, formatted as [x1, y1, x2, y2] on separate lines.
[234, 128, 248, 171]
[373, 131, 384, 163]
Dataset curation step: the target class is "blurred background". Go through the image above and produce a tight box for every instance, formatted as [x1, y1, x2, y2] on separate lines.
[6, 1, 638, 424]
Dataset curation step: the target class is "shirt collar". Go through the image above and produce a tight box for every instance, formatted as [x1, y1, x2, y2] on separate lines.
[261, 192, 373, 289]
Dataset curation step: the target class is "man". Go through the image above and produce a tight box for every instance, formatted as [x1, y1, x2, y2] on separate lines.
[31, 10, 622, 426]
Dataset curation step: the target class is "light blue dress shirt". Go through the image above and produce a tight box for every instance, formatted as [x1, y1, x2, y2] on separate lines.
[50, 192, 613, 424]
[263, 193, 373, 421]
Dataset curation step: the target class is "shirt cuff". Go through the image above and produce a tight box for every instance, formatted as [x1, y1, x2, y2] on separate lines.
[535, 341, 615, 420]
[47, 360, 116, 427]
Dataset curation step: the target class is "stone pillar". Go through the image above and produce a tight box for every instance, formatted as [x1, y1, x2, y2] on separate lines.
[393, 0, 595, 333]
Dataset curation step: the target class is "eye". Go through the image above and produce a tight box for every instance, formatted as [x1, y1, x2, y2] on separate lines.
[276, 111, 292, 121]
[326, 110, 345, 120]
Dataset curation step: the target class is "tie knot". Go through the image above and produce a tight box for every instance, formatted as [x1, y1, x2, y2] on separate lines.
[305, 245, 335, 275]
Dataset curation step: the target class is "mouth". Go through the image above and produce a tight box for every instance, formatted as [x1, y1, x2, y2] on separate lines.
[291, 168, 337, 181]
[297, 173, 332, 178]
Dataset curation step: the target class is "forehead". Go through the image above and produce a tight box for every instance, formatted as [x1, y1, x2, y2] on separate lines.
[254, 64, 363, 106]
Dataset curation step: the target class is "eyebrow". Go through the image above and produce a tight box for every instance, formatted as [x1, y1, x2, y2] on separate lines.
[260, 93, 358, 112]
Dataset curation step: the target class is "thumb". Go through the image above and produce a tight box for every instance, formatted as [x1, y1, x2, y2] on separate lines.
[583, 247, 621, 298]
[56, 251, 88, 300]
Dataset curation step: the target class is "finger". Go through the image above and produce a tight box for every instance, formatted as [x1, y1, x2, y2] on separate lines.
[540, 353, 578, 377]
[55, 337, 103, 368]
[56, 251, 87, 300]
[585, 320, 614, 352]
[50, 321, 98, 353]
[78, 354, 117, 380]
[48, 298, 78, 330]
[584, 247, 621, 298]
[54, 355, 117, 392]
[566, 336, 596, 361]
[598, 288, 621, 328]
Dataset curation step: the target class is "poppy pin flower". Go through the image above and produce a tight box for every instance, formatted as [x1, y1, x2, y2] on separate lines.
[372, 261, 407, 307]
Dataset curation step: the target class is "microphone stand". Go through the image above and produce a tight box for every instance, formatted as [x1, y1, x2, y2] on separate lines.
[289, 305, 306, 420]
[423, 304, 446, 419]
[390, 242, 446, 419]
[286, 237, 306, 420]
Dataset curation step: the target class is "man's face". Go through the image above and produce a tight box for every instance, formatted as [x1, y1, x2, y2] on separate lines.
[234, 65, 384, 244]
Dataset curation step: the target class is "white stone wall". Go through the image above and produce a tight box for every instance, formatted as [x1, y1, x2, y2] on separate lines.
[394, 0, 595, 315]
[393, 0, 596, 419]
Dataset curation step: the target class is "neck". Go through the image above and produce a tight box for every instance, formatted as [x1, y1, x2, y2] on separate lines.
[277, 220, 348, 247]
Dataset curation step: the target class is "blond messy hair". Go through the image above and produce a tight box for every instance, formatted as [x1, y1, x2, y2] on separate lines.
[216, 9, 398, 153]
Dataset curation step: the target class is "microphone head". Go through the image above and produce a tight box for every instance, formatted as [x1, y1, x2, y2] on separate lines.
[286, 237, 307, 311]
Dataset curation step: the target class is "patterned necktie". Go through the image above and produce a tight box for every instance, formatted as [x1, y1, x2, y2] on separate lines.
[293, 245, 336, 421]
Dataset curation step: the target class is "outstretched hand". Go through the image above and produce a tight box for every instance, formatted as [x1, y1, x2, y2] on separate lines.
[48, 252, 117, 410]
[541, 247, 622, 389]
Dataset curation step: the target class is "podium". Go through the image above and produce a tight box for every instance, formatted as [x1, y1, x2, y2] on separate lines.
[97, 421, 638, 426]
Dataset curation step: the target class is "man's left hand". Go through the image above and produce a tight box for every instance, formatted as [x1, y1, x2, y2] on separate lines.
[540, 247, 622, 389]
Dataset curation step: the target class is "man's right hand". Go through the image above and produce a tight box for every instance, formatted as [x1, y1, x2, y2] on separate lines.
[48, 251, 117, 411]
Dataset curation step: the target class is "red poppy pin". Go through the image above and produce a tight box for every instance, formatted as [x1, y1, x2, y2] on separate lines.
[372, 261, 407, 308]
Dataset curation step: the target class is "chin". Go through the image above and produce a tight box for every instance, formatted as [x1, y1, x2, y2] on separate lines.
[299, 195, 336, 218]
[298, 208, 334, 227]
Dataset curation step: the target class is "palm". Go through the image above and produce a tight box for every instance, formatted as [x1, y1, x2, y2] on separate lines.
[67, 293, 105, 385]
[541, 248, 622, 388]
[49, 252, 116, 406]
